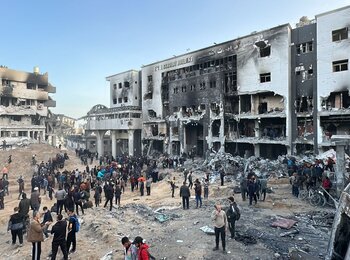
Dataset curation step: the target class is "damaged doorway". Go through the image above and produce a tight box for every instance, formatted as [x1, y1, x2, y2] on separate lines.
[185, 123, 203, 156]
[171, 141, 180, 156]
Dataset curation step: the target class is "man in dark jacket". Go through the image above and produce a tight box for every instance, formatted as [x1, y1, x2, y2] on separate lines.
[42, 206, 53, 238]
[18, 193, 31, 217]
[104, 183, 114, 211]
[114, 184, 122, 207]
[51, 214, 68, 260]
[194, 179, 202, 208]
[226, 197, 240, 238]
[8, 207, 24, 245]
[179, 182, 190, 210]
[247, 177, 258, 206]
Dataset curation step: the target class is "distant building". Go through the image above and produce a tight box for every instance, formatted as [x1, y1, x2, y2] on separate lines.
[83, 70, 142, 157]
[0, 66, 56, 142]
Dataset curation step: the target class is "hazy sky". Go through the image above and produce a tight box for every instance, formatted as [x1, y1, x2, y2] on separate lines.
[1, 0, 349, 118]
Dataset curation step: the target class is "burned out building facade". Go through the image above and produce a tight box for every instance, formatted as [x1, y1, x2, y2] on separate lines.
[316, 6, 350, 152]
[84, 70, 142, 157]
[84, 5, 350, 159]
[0, 66, 56, 142]
[141, 24, 292, 158]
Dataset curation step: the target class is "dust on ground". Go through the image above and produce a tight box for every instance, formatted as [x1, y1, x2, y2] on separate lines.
[0, 145, 333, 260]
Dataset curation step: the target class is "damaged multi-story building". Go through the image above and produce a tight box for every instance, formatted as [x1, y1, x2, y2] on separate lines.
[141, 24, 292, 158]
[316, 6, 350, 153]
[83, 70, 142, 158]
[84, 5, 350, 159]
[0, 66, 56, 143]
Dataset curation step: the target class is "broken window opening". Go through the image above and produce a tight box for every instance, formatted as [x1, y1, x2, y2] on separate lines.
[173, 106, 179, 112]
[148, 75, 153, 83]
[212, 120, 221, 137]
[27, 83, 36, 89]
[238, 121, 255, 138]
[332, 27, 348, 42]
[148, 110, 157, 118]
[182, 85, 187, 92]
[209, 81, 216, 88]
[296, 42, 313, 54]
[118, 98, 122, 103]
[258, 102, 268, 114]
[224, 96, 239, 114]
[199, 82, 206, 90]
[124, 81, 130, 88]
[172, 127, 179, 136]
[259, 45, 271, 57]
[151, 125, 159, 136]
[333, 59, 348, 72]
[144, 93, 153, 100]
[240, 95, 251, 113]
[323, 91, 350, 110]
[296, 96, 313, 113]
[224, 73, 237, 93]
[118, 83, 122, 89]
[113, 98, 117, 104]
[190, 84, 196, 91]
[210, 103, 220, 116]
[124, 97, 128, 103]
[173, 87, 179, 94]
[260, 73, 271, 83]
[297, 120, 313, 138]
[113, 83, 117, 89]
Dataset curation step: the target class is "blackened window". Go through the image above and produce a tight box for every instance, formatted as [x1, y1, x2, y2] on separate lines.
[118, 83, 122, 89]
[210, 81, 216, 88]
[148, 75, 153, 82]
[182, 86, 187, 92]
[118, 98, 122, 103]
[259, 46, 271, 57]
[113, 98, 117, 104]
[124, 97, 128, 102]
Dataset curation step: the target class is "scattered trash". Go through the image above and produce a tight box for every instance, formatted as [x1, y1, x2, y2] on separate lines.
[200, 226, 215, 235]
[154, 213, 171, 223]
[280, 229, 299, 237]
[193, 221, 199, 225]
[234, 233, 257, 245]
[271, 218, 297, 230]
[176, 240, 183, 243]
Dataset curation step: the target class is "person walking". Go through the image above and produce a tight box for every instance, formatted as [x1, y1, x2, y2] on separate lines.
[188, 171, 193, 189]
[17, 176, 25, 200]
[146, 177, 152, 196]
[121, 236, 138, 260]
[204, 179, 209, 199]
[226, 197, 240, 239]
[8, 207, 24, 246]
[54, 186, 65, 210]
[170, 177, 176, 198]
[30, 187, 41, 212]
[66, 209, 78, 254]
[259, 177, 268, 201]
[115, 184, 122, 207]
[132, 236, 151, 260]
[179, 182, 190, 210]
[104, 183, 114, 211]
[50, 214, 68, 260]
[42, 206, 53, 239]
[240, 177, 247, 201]
[247, 177, 258, 206]
[94, 184, 102, 207]
[194, 179, 202, 208]
[27, 211, 51, 260]
[211, 204, 228, 253]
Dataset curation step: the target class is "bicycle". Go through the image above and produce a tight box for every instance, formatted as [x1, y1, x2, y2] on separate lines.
[299, 186, 326, 206]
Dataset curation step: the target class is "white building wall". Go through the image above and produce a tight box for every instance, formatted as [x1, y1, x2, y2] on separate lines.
[316, 6, 350, 144]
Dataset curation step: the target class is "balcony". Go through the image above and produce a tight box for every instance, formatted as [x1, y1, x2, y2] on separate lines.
[45, 99, 56, 107]
[47, 83, 56, 93]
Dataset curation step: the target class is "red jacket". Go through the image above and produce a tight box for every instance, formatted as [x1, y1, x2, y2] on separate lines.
[138, 243, 150, 260]
[322, 179, 331, 189]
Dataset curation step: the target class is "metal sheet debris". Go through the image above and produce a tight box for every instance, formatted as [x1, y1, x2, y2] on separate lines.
[271, 218, 297, 229]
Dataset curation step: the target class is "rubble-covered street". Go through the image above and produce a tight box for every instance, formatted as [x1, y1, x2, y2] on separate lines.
[0, 144, 341, 260]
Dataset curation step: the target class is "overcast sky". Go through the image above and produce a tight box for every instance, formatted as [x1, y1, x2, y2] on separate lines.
[1, 0, 349, 118]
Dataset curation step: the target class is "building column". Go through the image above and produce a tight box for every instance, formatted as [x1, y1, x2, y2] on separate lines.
[128, 130, 135, 156]
[111, 130, 117, 160]
[96, 131, 105, 157]
[219, 118, 225, 152]
[335, 142, 346, 197]
[254, 144, 260, 157]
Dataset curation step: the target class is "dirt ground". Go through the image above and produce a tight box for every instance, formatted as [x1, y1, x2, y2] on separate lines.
[0, 144, 333, 260]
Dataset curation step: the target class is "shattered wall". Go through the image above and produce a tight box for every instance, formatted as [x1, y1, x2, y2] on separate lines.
[316, 6, 350, 145]
[291, 22, 317, 154]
